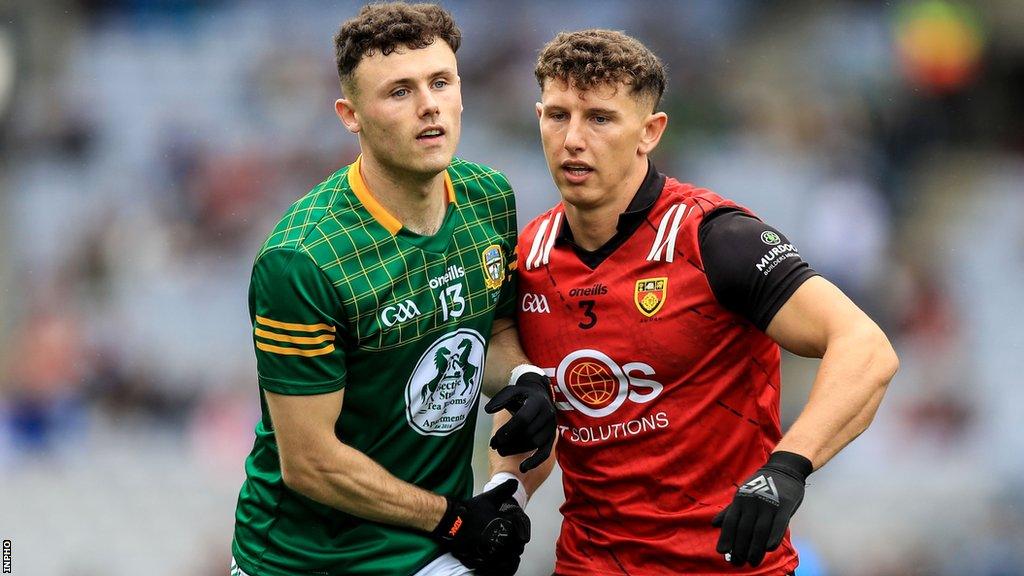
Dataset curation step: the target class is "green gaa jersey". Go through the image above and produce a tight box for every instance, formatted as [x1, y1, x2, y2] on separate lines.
[232, 156, 518, 576]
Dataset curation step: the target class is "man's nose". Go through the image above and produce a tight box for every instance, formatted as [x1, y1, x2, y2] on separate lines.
[418, 89, 440, 118]
[563, 117, 585, 153]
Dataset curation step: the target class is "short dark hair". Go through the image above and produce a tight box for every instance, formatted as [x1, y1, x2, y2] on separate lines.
[334, 2, 461, 95]
[535, 29, 666, 111]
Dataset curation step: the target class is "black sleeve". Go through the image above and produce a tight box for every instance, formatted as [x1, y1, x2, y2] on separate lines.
[697, 208, 818, 331]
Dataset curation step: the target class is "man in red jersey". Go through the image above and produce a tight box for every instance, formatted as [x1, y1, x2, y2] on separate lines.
[506, 30, 899, 575]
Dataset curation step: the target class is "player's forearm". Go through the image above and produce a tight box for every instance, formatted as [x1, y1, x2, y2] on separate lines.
[483, 317, 531, 397]
[774, 325, 898, 469]
[282, 440, 446, 532]
[488, 410, 557, 496]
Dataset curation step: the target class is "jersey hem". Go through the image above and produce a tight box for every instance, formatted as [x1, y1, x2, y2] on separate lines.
[231, 543, 267, 576]
[257, 373, 346, 395]
[554, 557, 798, 576]
[231, 540, 445, 576]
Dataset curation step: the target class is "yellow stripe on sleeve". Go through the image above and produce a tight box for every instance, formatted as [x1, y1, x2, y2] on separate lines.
[255, 328, 334, 345]
[255, 315, 336, 333]
[256, 341, 336, 357]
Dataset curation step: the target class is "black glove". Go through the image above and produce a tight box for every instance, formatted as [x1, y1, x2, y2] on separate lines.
[431, 479, 531, 576]
[485, 368, 557, 473]
[712, 451, 812, 568]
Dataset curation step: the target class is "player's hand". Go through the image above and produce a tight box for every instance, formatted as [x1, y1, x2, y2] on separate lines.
[485, 366, 557, 473]
[431, 479, 531, 576]
[712, 451, 812, 568]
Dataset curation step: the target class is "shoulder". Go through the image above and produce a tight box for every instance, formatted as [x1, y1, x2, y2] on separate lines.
[653, 178, 760, 240]
[659, 178, 747, 219]
[517, 204, 566, 271]
[448, 158, 513, 198]
[252, 245, 329, 291]
[259, 165, 352, 257]
[249, 245, 341, 329]
[520, 203, 565, 242]
[641, 178, 753, 264]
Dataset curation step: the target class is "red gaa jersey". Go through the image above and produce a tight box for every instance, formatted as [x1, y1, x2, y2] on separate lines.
[517, 168, 814, 575]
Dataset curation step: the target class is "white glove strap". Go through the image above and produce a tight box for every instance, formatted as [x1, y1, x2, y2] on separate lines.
[483, 472, 529, 508]
[509, 364, 546, 387]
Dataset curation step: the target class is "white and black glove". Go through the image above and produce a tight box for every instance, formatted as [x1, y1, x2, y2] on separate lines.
[430, 479, 530, 576]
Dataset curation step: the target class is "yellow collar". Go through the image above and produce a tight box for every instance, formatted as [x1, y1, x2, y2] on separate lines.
[347, 155, 456, 235]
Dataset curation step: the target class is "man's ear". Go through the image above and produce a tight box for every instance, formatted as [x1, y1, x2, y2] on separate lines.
[335, 98, 360, 134]
[535, 101, 544, 120]
[638, 111, 668, 155]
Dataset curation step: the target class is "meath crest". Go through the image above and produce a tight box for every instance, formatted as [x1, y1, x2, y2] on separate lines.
[634, 277, 668, 317]
[481, 244, 504, 290]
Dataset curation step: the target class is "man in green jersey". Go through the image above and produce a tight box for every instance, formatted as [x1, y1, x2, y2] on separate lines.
[230, 4, 558, 575]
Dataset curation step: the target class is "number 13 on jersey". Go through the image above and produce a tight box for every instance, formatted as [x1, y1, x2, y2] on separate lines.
[438, 284, 466, 321]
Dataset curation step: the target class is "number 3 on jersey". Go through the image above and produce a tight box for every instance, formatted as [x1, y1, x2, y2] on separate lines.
[578, 300, 597, 329]
[438, 284, 466, 321]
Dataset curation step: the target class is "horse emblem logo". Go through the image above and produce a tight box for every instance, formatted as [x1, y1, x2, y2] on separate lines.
[405, 329, 485, 436]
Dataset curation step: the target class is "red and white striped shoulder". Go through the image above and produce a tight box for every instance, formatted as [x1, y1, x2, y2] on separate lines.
[645, 202, 695, 263]
[644, 179, 743, 264]
[520, 206, 565, 271]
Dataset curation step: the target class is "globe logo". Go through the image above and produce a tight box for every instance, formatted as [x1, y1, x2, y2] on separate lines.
[566, 360, 618, 409]
[555, 349, 632, 418]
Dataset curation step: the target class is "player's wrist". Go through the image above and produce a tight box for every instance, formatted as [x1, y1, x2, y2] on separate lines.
[430, 495, 460, 540]
[484, 472, 528, 508]
[765, 450, 813, 482]
[509, 364, 546, 387]
[509, 364, 552, 401]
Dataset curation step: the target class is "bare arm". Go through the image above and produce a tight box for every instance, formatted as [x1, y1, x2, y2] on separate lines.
[266, 389, 446, 532]
[488, 408, 558, 496]
[482, 316, 529, 397]
[483, 316, 558, 483]
[767, 276, 899, 469]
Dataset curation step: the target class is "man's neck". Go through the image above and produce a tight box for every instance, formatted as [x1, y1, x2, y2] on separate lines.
[562, 158, 649, 252]
[359, 154, 448, 236]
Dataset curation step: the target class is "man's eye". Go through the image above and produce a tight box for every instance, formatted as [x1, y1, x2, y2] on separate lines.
[432, 79, 449, 89]
[550, 112, 567, 121]
[593, 116, 608, 124]
[392, 88, 410, 98]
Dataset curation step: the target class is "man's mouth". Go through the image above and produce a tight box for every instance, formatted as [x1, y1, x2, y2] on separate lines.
[561, 162, 593, 177]
[417, 127, 445, 140]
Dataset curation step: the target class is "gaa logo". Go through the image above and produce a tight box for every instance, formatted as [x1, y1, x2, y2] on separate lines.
[554, 349, 663, 418]
[380, 299, 423, 327]
[521, 293, 550, 313]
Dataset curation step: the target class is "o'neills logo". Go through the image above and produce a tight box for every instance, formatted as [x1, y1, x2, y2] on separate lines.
[569, 283, 608, 297]
[429, 265, 466, 289]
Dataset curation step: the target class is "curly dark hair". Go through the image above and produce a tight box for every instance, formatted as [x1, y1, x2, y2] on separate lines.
[535, 29, 666, 111]
[334, 2, 461, 94]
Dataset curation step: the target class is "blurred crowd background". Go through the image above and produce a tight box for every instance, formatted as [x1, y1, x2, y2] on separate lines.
[1, 0, 1023, 574]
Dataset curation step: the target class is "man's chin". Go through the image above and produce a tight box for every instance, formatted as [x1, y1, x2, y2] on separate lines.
[556, 182, 609, 210]
[410, 150, 455, 177]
